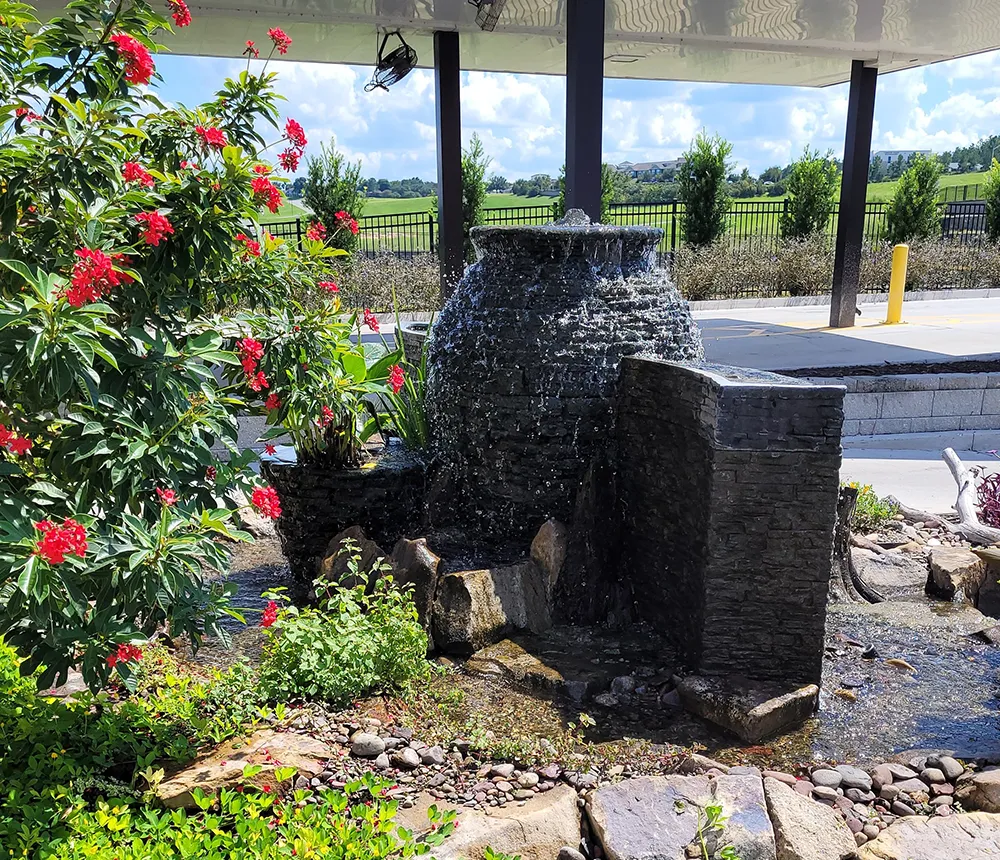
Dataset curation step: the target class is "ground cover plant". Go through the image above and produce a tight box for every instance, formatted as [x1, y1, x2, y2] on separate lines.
[844, 482, 899, 533]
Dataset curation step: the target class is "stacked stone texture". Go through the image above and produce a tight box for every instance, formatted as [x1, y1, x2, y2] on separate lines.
[616, 359, 845, 686]
[426, 221, 703, 540]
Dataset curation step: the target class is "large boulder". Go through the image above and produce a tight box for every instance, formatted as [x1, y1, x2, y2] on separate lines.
[955, 768, 1000, 812]
[858, 811, 1000, 860]
[157, 730, 334, 809]
[464, 639, 566, 691]
[531, 518, 568, 596]
[763, 776, 856, 860]
[389, 537, 441, 638]
[396, 784, 581, 860]
[432, 561, 550, 655]
[586, 775, 775, 860]
[928, 547, 984, 600]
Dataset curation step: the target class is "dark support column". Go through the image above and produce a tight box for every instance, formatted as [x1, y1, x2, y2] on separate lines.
[830, 60, 877, 328]
[434, 31, 463, 297]
[565, 0, 605, 220]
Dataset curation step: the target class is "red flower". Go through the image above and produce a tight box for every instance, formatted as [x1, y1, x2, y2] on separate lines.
[109, 33, 155, 85]
[262, 785, 272, 794]
[8, 436, 32, 456]
[318, 280, 338, 294]
[264, 393, 282, 411]
[35, 518, 87, 565]
[136, 211, 174, 246]
[0, 425, 12, 448]
[107, 643, 143, 668]
[156, 487, 177, 507]
[67, 248, 120, 306]
[196, 125, 228, 149]
[122, 161, 155, 188]
[264, 443, 277, 455]
[244, 40, 260, 59]
[284, 118, 307, 149]
[238, 337, 264, 362]
[278, 148, 300, 172]
[363, 308, 380, 333]
[261, 600, 278, 627]
[206, 465, 217, 480]
[388, 364, 405, 394]
[180, 159, 199, 170]
[251, 176, 282, 214]
[15, 106, 41, 122]
[306, 221, 326, 242]
[253, 164, 271, 175]
[248, 371, 269, 392]
[251, 486, 282, 519]
[235, 233, 262, 258]
[268, 27, 292, 55]
[335, 210, 359, 236]
[167, 0, 192, 27]
[319, 405, 335, 427]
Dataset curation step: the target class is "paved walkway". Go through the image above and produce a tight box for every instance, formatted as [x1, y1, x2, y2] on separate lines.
[694, 296, 1000, 371]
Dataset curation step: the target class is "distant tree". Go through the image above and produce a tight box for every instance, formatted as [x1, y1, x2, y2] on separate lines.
[511, 178, 531, 196]
[287, 176, 307, 199]
[885, 153, 942, 244]
[303, 142, 366, 251]
[432, 133, 492, 262]
[983, 158, 1000, 242]
[780, 148, 839, 239]
[760, 165, 782, 184]
[554, 163, 614, 221]
[869, 155, 886, 183]
[487, 173, 508, 192]
[679, 132, 732, 246]
[888, 154, 906, 180]
[766, 182, 785, 197]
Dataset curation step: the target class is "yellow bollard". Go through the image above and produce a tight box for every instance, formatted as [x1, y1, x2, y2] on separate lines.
[886, 243, 909, 324]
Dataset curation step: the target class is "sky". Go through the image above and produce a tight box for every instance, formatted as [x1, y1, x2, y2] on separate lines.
[154, 47, 1000, 182]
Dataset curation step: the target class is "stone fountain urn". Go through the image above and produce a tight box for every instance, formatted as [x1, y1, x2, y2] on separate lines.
[425, 210, 703, 542]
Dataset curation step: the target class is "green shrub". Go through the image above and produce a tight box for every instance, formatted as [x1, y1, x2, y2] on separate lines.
[845, 481, 899, 532]
[554, 162, 615, 222]
[258, 545, 431, 706]
[984, 158, 1000, 243]
[304, 142, 367, 252]
[780, 148, 838, 240]
[885, 154, 942, 244]
[679, 133, 733, 247]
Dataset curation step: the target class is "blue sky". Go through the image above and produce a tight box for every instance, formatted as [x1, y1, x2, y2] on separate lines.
[155, 48, 1000, 181]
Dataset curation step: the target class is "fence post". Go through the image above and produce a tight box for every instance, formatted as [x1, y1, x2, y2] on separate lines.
[295, 218, 303, 250]
[670, 200, 677, 257]
[428, 212, 435, 257]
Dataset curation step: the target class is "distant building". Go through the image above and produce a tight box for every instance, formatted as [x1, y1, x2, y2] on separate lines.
[613, 158, 683, 180]
[871, 149, 931, 164]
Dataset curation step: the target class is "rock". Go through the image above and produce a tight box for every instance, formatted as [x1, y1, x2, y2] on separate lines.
[392, 747, 421, 769]
[678, 754, 731, 775]
[421, 745, 446, 766]
[530, 519, 568, 595]
[587, 775, 775, 860]
[491, 763, 516, 779]
[676, 674, 819, 744]
[971, 548, 1000, 617]
[927, 547, 985, 599]
[317, 526, 386, 593]
[870, 764, 893, 792]
[594, 692, 618, 708]
[763, 777, 856, 860]
[39, 669, 89, 699]
[835, 764, 872, 792]
[885, 763, 917, 781]
[845, 788, 875, 804]
[558, 849, 586, 860]
[519, 772, 540, 789]
[762, 771, 797, 787]
[611, 675, 636, 698]
[397, 784, 581, 860]
[890, 800, 915, 816]
[350, 732, 386, 758]
[892, 778, 929, 795]
[852, 548, 928, 597]
[389, 537, 441, 640]
[928, 755, 965, 781]
[921, 768, 946, 784]
[157, 730, 334, 809]
[858, 811, 1000, 859]
[811, 769, 843, 789]
[956, 769, 1000, 812]
[464, 639, 565, 691]
[813, 786, 839, 803]
[374, 753, 391, 769]
[432, 561, 551, 655]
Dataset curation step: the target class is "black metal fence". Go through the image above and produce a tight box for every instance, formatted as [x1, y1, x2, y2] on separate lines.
[266, 198, 990, 260]
[940, 182, 984, 203]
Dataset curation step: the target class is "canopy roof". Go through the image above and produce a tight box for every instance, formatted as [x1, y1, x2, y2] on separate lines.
[34, 0, 1000, 86]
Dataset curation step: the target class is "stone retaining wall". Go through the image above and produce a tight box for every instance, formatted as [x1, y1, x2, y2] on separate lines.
[616, 359, 844, 686]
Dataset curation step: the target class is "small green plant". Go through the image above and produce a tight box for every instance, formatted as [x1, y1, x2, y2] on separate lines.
[679, 132, 733, 247]
[780, 148, 839, 240]
[845, 481, 899, 532]
[694, 802, 742, 860]
[484, 849, 522, 860]
[885, 154, 942, 244]
[257, 543, 431, 706]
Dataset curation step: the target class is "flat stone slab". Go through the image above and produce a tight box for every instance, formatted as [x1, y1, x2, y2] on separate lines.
[464, 639, 566, 690]
[677, 674, 819, 743]
[587, 774, 776, 860]
[858, 811, 1000, 860]
[763, 777, 857, 860]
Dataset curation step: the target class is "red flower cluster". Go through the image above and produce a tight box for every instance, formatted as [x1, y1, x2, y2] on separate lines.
[319, 405, 335, 427]
[277, 118, 306, 174]
[109, 33, 155, 85]
[156, 487, 177, 506]
[363, 308, 380, 333]
[238, 337, 269, 392]
[306, 221, 326, 242]
[268, 27, 292, 55]
[196, 125, 228, 149]
[67, 248, 120, 307]
[318, 280, 338, 294]
[388, 364, 405, 394]
[278, 149, 300, 172]
[180, 159, 199, 170]
[122, 161, 155, 188]
[285, 118, 307, 149]
[0, 425, 31, 457]
[261, 600, 279, 627]
[244, 40, 260, 59]
[136, 211, 174, 246]
[206, 465, 217, 480]
[167, 0, 192, 27]
[251, 486, 282, 519]
[15, 106, 41, 122]
[235, 232, 262, 257]
[264, 443, 277, 455]
[34, 518, 87, 565]
[265, 392, 282, 411]
[251, 176, 282, 214]
[107, 643, 143, 668]
[335, 210, 359, 235]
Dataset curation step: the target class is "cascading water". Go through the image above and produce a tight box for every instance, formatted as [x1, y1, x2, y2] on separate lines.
[426, 210, 703, 540]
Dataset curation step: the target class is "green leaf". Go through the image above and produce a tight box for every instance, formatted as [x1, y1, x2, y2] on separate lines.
[16, 556, 36, 596]
[341, 351, 367, 383]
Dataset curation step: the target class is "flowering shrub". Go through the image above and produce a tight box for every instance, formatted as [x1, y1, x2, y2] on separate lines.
[977, 471, 1000, 529]
[0, 1, 355, 690]
[844, 481, 899, 533]
[257, 544, 430, 706]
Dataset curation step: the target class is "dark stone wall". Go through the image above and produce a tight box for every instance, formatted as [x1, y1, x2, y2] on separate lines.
[617, 358, 844, 687]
